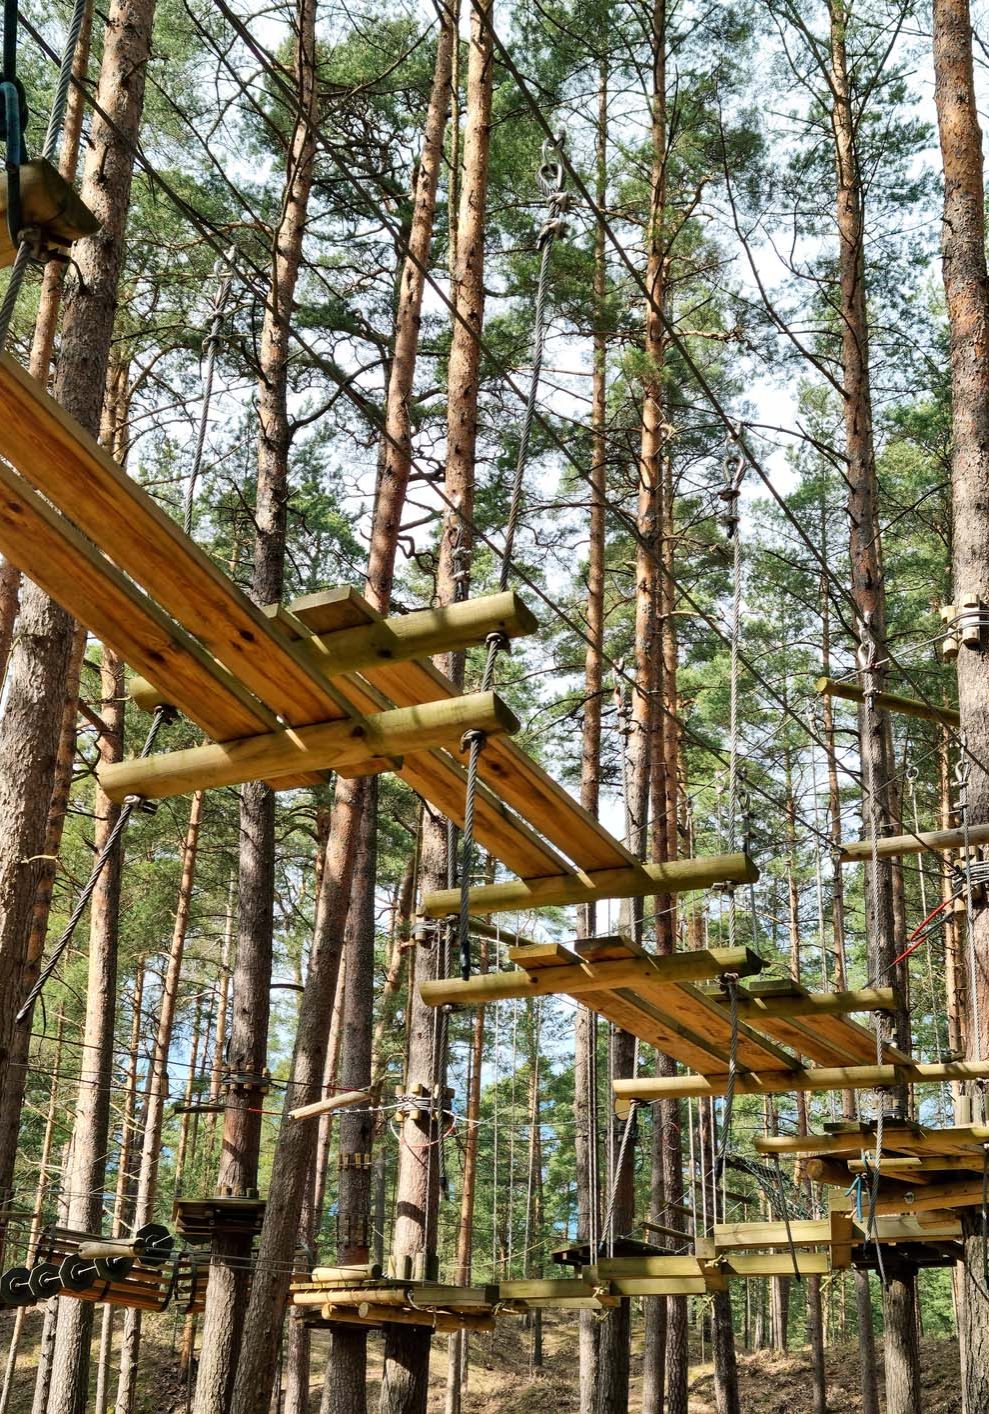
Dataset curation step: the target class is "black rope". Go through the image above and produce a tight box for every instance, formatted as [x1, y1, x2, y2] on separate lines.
[15, 705, 174, 1023]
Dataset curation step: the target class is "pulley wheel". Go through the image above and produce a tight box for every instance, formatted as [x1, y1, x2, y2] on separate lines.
[0, 1266, 32, 1306]
[27, 1262, 62, 1300]
[135, 1222, 173, 1267]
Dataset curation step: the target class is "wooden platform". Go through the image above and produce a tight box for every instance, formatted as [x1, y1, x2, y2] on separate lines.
[0, 353, 751, 905]
[759, 1122, 989, 1215]
[422, 937, 903, 1075]
[173, 1196, 266, 1242]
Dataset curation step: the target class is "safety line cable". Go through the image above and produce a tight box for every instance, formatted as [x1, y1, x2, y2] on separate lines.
[455, 134, 568, 983]
[16, 705, 173, 1023]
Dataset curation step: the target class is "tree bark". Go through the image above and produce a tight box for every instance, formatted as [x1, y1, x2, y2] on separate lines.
[932, 2, 989, 1405]
[0, 0, 155, 1200]
[47, 648, 125, 1414]
[322, 785, 377, 1414]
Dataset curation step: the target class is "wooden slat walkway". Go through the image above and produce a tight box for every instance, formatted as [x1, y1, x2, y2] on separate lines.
[0, 353, 752, 901]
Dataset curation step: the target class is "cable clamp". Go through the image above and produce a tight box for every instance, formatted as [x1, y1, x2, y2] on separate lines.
[485, 628, 510, 655]
[537, 131, 567, 197]
[460, 727, 487, 755]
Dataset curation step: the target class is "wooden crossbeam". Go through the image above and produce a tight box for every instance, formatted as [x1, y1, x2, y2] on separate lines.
[815, 676, 960, 729]
[712, 1253, 832, 1277]
[712, 1219, 832, 1250]
[839, 823, 989, 863]
[419, 946, 763, 1008]
[99, 692, 517, 802]
[875, 1179, 989, 1215]
[613, 1060, 989, 1105]
[705, 987, 895, 1021]
[421, 853, 759, 917]
[129, 591, 538, 710]
[289, 1090, 370, 1121]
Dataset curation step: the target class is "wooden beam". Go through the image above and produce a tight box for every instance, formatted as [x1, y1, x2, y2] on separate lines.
[129, 591, 538, 710]
[799, 1158, 859, 1187]
[862, 1212, 962, 1241]
[839, 823, 989, 863]
[318, 1304, 494, 1332]
[614, 1061, 989, 1104]
[421, 853, 759, 918]
[713, 1219, 832, 1250]
[757, 1124, 989, 1157]
[849, 1155, 985, 1175]
[874, 1179, 989, 1215]
[711, 1253, 831, 1277]
[99, 692, 518, 802]
[419, 946, 764, 1008]
[815, 676, 960, 729]
[497, 1279, 595, 1299]
[289, 1090, 370, 1121]
[709, 987, 896, 1020]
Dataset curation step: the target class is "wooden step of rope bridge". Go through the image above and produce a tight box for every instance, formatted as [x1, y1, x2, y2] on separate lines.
[756, 1121, 989, 1215]
[0, 352, 752, 902]
[421, 936, 904, 1077]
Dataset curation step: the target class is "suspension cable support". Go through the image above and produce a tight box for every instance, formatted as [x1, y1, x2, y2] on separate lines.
[454, 129, 570, 985]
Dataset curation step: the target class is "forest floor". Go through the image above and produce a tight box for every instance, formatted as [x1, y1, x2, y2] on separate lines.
[0, 1307, 962, 1412]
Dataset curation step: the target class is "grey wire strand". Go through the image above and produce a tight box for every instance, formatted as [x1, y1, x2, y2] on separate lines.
[41, 0, 86, 161]
[183, 252, 235, 537]
[15, 706, 171, 1023]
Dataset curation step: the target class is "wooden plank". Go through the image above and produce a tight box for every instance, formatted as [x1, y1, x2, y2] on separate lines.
[713, 1219, 833, 1250]
[99, 692, 518, 803]
[874, 1179, 988, 1215]
[815, 677, 960, 729]
[282, 587, 636, 877]
[641, 982, 797, 1073]
[497, 1279, 595, 1299]
[130, 590, 539, 712]
[289, 1090, 370, 1121]
[616, 1062, 989, 1102]
[0, 463, 274, 741]
[422, 853, 760, 917]
[419, 946, 764, 1008]
[318, 649, 570, 880]
[862, 1213, 962, 1242]
[711, 1253, 831, 1277]
[704, 983, 906, 1066]
[0, 354, 349, 727]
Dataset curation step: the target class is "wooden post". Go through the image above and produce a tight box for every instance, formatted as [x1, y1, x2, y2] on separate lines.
[815, 677, 959, 729]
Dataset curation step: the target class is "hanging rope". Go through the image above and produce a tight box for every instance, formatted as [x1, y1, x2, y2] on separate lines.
[957, 745, 985, 1090]
[599, 1098, 637, 1257]
[771, 1154, 802, 1285]
[0, 0, 87, 348]
[455, 131, 569, 982]
[183, 248, 236, 536]
[714, 973, 739, 1179]
[15, 705, 173, 1023]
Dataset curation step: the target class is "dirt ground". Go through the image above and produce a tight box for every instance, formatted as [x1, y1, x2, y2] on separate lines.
[0, 1306, 962, 1412]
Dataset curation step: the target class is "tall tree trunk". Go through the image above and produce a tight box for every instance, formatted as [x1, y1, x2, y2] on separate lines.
[0, 624, 84, 1229]
[445, 938, 486, 1414]
[365, 4, 454, 612]
[0, 1014, 64, 1414]
[195, 0, 318, 1401]
[932, 1, 989, 1405]
[0, 0, 92, 684]
[48, 648, 125, 1414]
[574, 34, 609, 1412]
[322, 788, 377, 1414]
[0, 0, 153, 1130]
[115, 793, 203, 1414]
[380, 3, 492, 1407]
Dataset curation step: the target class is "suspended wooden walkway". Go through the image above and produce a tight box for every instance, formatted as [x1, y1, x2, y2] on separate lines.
[287, 1204, 967, 1331]
[757, 1121, 989, 1216]
[421, 936, 917, 1085]
[0, 352, 751, 904]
